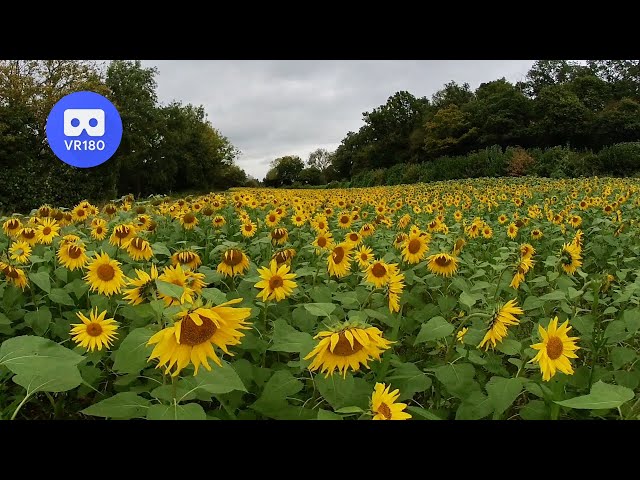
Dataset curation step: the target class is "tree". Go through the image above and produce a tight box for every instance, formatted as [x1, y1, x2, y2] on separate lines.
[422, 104, 478, 158]
[265, 155, 304, 186]
[297, 166, 324, 185]
[431, 81, 475, 109]
[307, 148, 333, 172]
[517, 60, 585, 98]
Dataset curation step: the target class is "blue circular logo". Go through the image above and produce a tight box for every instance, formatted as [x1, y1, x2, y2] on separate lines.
[46, 91, 123, 168]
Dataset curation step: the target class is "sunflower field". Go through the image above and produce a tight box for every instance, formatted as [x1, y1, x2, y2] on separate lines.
[1, 177, 640, 420]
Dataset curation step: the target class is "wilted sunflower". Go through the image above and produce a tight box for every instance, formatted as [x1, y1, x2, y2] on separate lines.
[452, 238, 466, 256]
[304, 323, 393, 377]
[560, 242, 582, 275]
[103, 203, 118, 216]
[427, 253, 459, 277]
[241, 220, 257, 238]
[123, 264, 159, 305]
[365, 260, 395, 288]
[370, 383, 411, 420]
[393, 232, 408, 250]
[208, 248, 245, 277]
[158, 264, 195, 306]
[520, 243, 535, 259]
[254, 259, 297, 302]
[327, 243, 353, 278]
[9, 241, 31, 264]
[57, 242, 89, 271]
[35, 218, 60, 244]
[360, 223, 375, 237]
[212, 215, 226, 228]
[84, 252, 127, 296]
[179, 211, 199, 230]
[109, 223, 136, 247]
[70, 308, 118, 352]
[171, 249, 202, 270]
[478, 299, 523, 350]
[529, 317, 580, 381]
[124, 237, 153, 261]
[17, 227, 38, 245]
[147, 298, 252, 376]
[356, 245, 373, 269]
[3, 218, 23, 237]
[270, 227, 288, 246]
[0, 262, 28, 290]
[401, 233, 429, 265]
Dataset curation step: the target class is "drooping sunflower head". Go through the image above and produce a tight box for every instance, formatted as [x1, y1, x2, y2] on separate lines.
[427, 253, 459, 277]
[478, 299, 523, 350]
[387, 269, 405, 313]
[70, 308, 118, 352]
[519, 243, 535, 259]
[270, 227, 289, 246]
[3, 218, 23, 237]
[179, 211, 199, 230]
[124, 236, 154, 262]
[217, 248, 250, 278]
[37, 204, 52, 218]
[359, 223, 375, 237]
[57, 241, 89, 271]
[304, 323, 393, 378]
[157, 264, 195, 306]
[171, 249, 202, 270]
[272, 248, 296, 267]
[452, 238, 466, 256]
[531, 228, 543, 240]
[123, 264, 159, 305]
[17, 227, 38, 245]
[109, 223, 136, 247]
[560, 242, 582, 275]
[0, 262, 28, 290]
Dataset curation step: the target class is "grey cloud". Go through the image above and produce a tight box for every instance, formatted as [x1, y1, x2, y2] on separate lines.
[143, 60, 535, 180]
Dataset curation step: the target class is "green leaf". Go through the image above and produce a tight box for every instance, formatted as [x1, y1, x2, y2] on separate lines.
[455, 391, 493, 420]
[623, 308, 640, 334]
[406, 406, 443, 420]
[113, 328, 155, 374]
[522, 296, 544, 311]
[434, 363, 475, 397]
[250, 370, 304, 418]
[180, 361, 247, 396]
[611, 347, 637, 370]
[0, 313, 11, 325]
[459, 291, 482, 310]
[147, 403, 206, 420]
[335, 406, 364, 414]
[155, 280, 185, 299]
[81, 392, 150, 419]
[201, 288, 227, 305]
[24, 307, 52, 336]
[268, 318, 315, 354]
[66, 278, 90, 300]
[49, 288, 75, 306]
[28, 271, 51, 293]
[486, 377, 523, 418]
[519, 400, 548, 420]
[539, 290, 566, 301]
[496, 339, 521, 356]
[386, 362, 432, 401]
[317, 409, 343, 420]
[315, 373, 355, 410]
[151, 243, 171, 256]
[555, 381, 635, 410]
[304, 303, 336, 317]
[414, 316, 454, 345]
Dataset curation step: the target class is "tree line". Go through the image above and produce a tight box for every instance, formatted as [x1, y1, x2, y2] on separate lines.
[264, 60, 640, 187]
[0, 60, 248, 213]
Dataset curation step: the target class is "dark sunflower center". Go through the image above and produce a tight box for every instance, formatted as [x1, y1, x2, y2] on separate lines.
[318, 222, 326, 230]
[5, 267, 19, 278]
[561, 251, 574, 266]
[546, 336, 563, 360]
[115, 227, 130, 238]
[22, 229, 35, 239]
[408, 239, 421, 254]
[8, 219, 19, 229]
[203, 207, 214, 216]
[97, 264, 115, 281]
[86, 323, 103, 337]
[42, 227, 52, 236]
[435, 255, 451, 267]
[68, 245, 83, 259]
[96, 227, 103, 234]
[106, 205, 117, 214]
[39, 207, 50, 217]
[378, 402, 392, 420]
[244, 224, 253, 231]
[224, 250, 244, 266]
[77, 209, 86, 217]
[183, 213, 196, 224]
[180, 252, 195, 263]
[340, 215, 349, 224]
[136, 206, 146, 214]
[274, 252, 287, 264]
[272, 229, 286, 240]
[132, 238, 145, 250]
[268, 215, 276, 222]
[269, 275, 284, 289]
[349, 233, 359, 242]
[360, 253, 369, 261]
[332, 332, 364, 356]
[372, 263, 387, 278]
[54, 212, 64, 221]
[332, 246, 345, 264]
[317, 237, 327, 247]
[179, 316, 218, 346]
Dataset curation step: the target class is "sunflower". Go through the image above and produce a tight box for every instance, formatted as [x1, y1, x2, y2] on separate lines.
[452, 238, 466, 256]
[393, 232, 408, 250]
[304, 324, 393, 377]
[84, 252, 127, 296]
[241, 220, 257, 238]
[271, 227, 289, 246]
[272, 248, 296, 267]
[569, 215, 582, 228]
[520, 243, 535, 259]
[147, 298, 252, 377]
[427, 253, 459, 277]
[71, 204, 90, 223]
[57, 242, 89, 271]
[370, 383, 411, 420]
[457, 327, 468, 343]
[212, 215, 226, 228]
[123, 264, 159, 305]
[327, 243, 353, 278]
[529, 317, 580, 381]
[171, 249, 202, 270]
[311, 215, 329, 233]
[507, 222, 518, 240]
[560, 242, 582, 275]
[0, 263, 28, 290]
[387, 268, 405, 313]
[70, 308, 118, 352]
[158, 265, 196, 306]
[179, 211, 199, 230]
[103, 203, 118, 216]
[17, 227, 38, 245]
[91, 220, 108, 241]
[572, 229, 584, 249]
[510, 256, 534, 290]
[61, 234, 81, 245]
[360, 223, 375, 237]
[185, 270, 207, 294]
[9, 241, 31, 264]
[482, 225, 493, 239]
[365, 260, 395, 288]
[356, 245, 373, 269]
[35, 218, 60, 245]
[124, 237, 153, 261]
[3, 218, 23, 237]
[265, 211, 280, 228]
[531, 228, 543, 240]
[312, 231, 334, 254]
[478, 299, 523, 350]
[345, 231, 363, 247]
[337, 211, 353, 229]
[254, 259, 298, 302]
[401, 233, 429, 265]
[109, 223, 136, 247]
[217, 248, 250, 277]
[291, 213, 306, 227]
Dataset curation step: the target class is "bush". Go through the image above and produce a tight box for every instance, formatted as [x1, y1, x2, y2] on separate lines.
[506, 147, 535, 177]
[597, 142, 640, 177]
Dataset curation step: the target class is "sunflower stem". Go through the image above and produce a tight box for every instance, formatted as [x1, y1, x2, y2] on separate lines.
[10, 392, 33, 420]
[377, 309, 402, 382]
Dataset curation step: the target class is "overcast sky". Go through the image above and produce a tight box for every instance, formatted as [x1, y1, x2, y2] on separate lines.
[142, 60, 535, 180]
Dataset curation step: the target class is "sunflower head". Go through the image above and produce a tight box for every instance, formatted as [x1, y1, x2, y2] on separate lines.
[529, 317, 580, 381]
[217, 248, 250, 278]
[70, 308, 118, 352]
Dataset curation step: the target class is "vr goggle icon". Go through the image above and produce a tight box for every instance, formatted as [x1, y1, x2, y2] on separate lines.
[63, 109, 105, 137]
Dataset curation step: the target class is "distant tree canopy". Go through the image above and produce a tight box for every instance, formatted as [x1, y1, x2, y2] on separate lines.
[312, 60, 640, 184]
[0, 60, 248, 213]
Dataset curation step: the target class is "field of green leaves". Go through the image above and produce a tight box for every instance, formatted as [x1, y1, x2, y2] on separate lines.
[1, 176, 640, 420]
